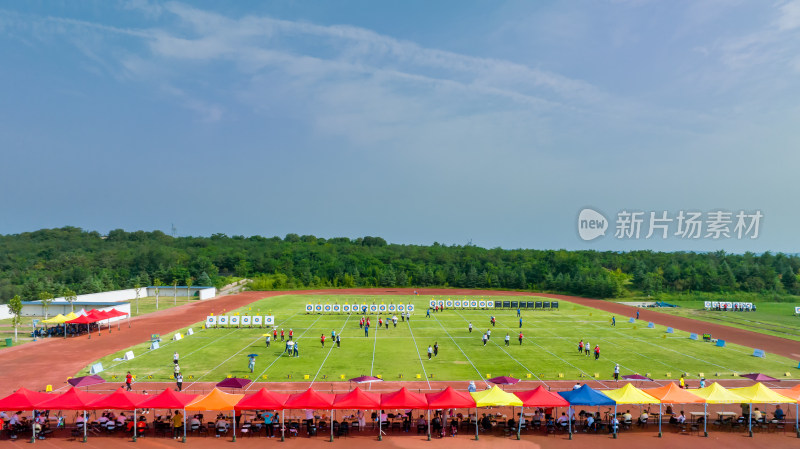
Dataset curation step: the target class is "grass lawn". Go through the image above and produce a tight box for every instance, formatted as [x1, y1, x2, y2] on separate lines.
[81, 295, 799, 386]
[630, 300, 800, 342]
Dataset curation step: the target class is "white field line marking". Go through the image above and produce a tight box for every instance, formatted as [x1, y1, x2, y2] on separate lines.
[310, 314, 353, 386]
[430, 313, 489, 386]
[452, 311, 550, 388]
[246, 313, 321, 390]
[406, 315, 432, 389]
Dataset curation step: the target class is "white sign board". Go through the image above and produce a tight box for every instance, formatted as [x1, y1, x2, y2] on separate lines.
[150, 341, 160, 350]
[264, 316, 275, 326]
[124, 351, 135, 361]
[173, 333, 183, 341]
[90, 363, 104, 374]
[187, 328, 194, 336]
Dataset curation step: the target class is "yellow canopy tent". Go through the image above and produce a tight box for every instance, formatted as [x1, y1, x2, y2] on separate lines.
[643, 383, 705, 437]
[690, 382, 749, 437]
[470, 386, 522, 440]
[64, 312, 79, 320]
[42, 314, 67, 324]
[730, 383, 797, 437]
[186, 388, 245, 440]
[604, 383, 660, 404]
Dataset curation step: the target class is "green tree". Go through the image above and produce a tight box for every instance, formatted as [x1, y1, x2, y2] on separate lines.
[196, 272, 212, 287]
[38, 291, 53, 319]
[153, 278, 162, 310]
[8, 295, 23, 342]
[64, 288, 77, 312]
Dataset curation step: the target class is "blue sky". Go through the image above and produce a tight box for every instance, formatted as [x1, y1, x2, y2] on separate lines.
[1, 1, 799, 252]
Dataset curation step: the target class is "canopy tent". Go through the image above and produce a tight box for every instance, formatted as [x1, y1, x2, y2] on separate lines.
[425, 386, 476, 409]
[68, 375, 106, 388]
[644, 382, 706, 436]
[235, 389, 289, 410]
[187, 388, 245, 442]
[333, 387, 381, 409]
[38, 387, 104, 442]
[105, 308, 128, 318]
[138, 388, 197, 409]
[186, 388, 244, 411]
[217, 377, 252, 389]
[349, 375, 383, 383]
[88, 388, 148, 441]
[66, 315, 95, 324]
[0, 387, 52, 410]
[470, 386, 523, 440]
[0, 388, 54, 442]
[488, 376, 520, 385]
[604, 383, 661, 404]
[741, 373, 780, 382]
[730, 382, 797, 437]
[381, 387, 428, 409]
[690, 382, 749, 437]
[513, 386, 570, 440]
[63, 312, 79, 320]
[285, 388, 336, 442]
[784, 385, 800, 438]
[559, 384, 616, 438]
[41, 314, 67, 324]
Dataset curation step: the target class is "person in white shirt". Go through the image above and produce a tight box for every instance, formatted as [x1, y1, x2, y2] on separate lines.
[572, 382, 581, 390]
[584, 414, 594, 432]
[189, 416, 201, 427]
[676, 411, 686, 424]
[557, 413, 569, 425]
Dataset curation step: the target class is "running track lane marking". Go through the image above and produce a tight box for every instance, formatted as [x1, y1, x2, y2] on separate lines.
[430, 313, 489, 387]
[246, 313, 322, 390]
[309, 313, 353, 386]
[453, 310, 550, 388]
[406, 314, 432, 389]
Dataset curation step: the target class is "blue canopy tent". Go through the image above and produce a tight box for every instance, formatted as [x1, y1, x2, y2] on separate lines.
[558, 385, 617, 438]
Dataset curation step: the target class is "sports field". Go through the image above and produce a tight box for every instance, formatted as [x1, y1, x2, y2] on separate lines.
[81, 295, 798, 387]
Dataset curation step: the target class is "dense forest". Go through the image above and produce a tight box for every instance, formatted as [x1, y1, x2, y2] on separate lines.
[1, 227, 799, 303]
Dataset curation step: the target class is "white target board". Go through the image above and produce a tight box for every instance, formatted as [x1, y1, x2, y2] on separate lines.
[252, 316, 263, 326]
[332, 304, 341, 312]
[454, 300, 462, 308]
[407, 304, 415, 312]
[397, 304, 405, 312]
[342, 304, 351, 313]
[206, 316, 217, 327]
[429, 300, 436, 308]
[314, 304, 323, 312]
[230, 316, 240, 326]
[264, 316, 275, 326]
[369, 305, 378, 313]
[241, 316, 251, 326]
[305, 304, 313, 313]
[218, 316, 228, 326]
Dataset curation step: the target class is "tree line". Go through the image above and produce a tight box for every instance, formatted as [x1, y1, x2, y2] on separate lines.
[0, 227, 798, 303]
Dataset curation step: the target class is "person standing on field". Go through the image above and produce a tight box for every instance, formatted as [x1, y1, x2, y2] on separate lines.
[505, 334, 510, 346]
[176, 373, 183, 391]
[427, 345, 433, 360]
[468, 322, 473, 333]
[594, 345, 600, 360]
[613, 364, 619, 381]
[173, 352, 179, 365]
[482, 333, 488, 346]
[518, 332, 523, 345]
[125, 371, 133, 391]
[433, 342, 439, 356]
[321, 334, 326, 348]
[265, 334, 271, 347]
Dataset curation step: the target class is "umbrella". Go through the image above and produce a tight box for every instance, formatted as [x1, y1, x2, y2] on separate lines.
[740, 373, 779, 382]
[349, 375, 383, 383]
[247, 354, 259, 357]
[488, 376, 520, 385]
[217, 377, 252, 389]
[68, 375, 106, 388]
[622, 374, 653, 381]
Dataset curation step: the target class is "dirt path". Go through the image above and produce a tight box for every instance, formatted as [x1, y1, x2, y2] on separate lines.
[2, 288, 798, 397]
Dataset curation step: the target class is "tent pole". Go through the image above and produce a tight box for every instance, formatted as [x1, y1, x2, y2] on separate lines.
[232, 407, 236, 441]
[281, 411, 285, 441]
[330, 408, 333, 442]
[427, 409, 430, 441]
[613, 405, 617, 439]
[748, 403, 752, 437]
[475, 407, 478, 440]
[378, 409, 382, 441]
[133, 409, 137, 442]
[31, 413, 36, 443]
[83, 410, 87, 443]
[795, 402, 798, 438]
[703, 403, 707, 437]
[567, 406, 571, 440]
[519, 406, 524, 440]
[658, 403, 662, 437]
[183, 408, 187, 443]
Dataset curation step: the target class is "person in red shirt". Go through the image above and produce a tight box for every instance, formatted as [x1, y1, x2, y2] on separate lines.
[378, 318, 383, 327]
[273, 329, 278, 339]
[280, 329, 285, 341]
[594, 345, 600, 360]
[125, 372, 133, 391]
[518, 333, 523, 345]
[288, 329, 293, 340]
[320, 334, 326, 347]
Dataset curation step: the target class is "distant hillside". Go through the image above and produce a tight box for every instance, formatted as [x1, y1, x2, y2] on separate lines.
[1, 227, 799, 303]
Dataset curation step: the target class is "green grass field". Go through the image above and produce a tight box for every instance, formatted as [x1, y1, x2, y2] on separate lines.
[630, 300, 800, 342]
[82, 295, 799, 386]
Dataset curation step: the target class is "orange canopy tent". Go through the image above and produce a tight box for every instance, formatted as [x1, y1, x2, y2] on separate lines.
[643, 382, 705, 437]
[186, 388, 244, 441]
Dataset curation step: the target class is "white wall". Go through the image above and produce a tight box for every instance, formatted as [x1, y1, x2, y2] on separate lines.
[147, 286, 216, 300]
[0, 304, 12, 320]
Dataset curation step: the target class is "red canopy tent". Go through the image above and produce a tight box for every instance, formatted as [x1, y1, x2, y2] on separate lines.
[105, 309, 128, 318]
[0, 387, 52, 410]
[284, 388, 335, 441]
[425, 386, 475, 409]
[332, 387, 380, 409]
[138, 388, 197, 409]
[66, 315, 95, 324]
[0, 388, 54, 442]
[380, 387, 428, 409]
[88, 388, 148, 440]
[235, 389, 288, 410]
[514, 386, 570, 407]
[37, 387, 105, 442]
